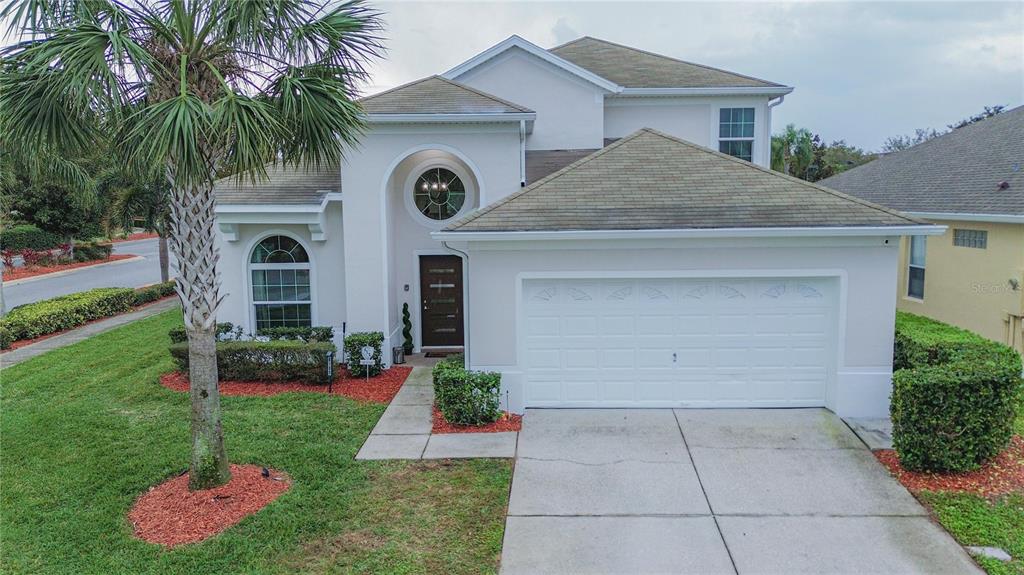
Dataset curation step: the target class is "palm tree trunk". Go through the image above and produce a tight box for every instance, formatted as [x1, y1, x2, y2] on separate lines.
[158, 234, 170, 283]
[168, 179, 230, 490]
[187, 325, 229, 489]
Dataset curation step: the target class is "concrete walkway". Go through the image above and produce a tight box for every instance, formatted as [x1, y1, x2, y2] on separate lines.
[355, 366, 517, 460]
[501, 408, 981, 575]
[0, 298, 180, 369]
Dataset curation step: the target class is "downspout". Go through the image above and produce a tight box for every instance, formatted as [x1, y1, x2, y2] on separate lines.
[766, 95, 785, 166]
[519, 120, 527, 187]
[442, 240, 471, 368]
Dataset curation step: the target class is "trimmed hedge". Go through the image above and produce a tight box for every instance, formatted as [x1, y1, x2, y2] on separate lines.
[133, 281, 177, 306]
[343, 331, 383, 377]
[257, 326, 334, 343]
[168, 322, 237, 344]
[432, 354, 502, 426]
[0, 287, 136, 344]
[169, 340, 335, 384]
[0, 325, 12, 350]
[1, 224, 61, 251]
[891, 312, 1022, 472]
[893, 312, 1002, 369]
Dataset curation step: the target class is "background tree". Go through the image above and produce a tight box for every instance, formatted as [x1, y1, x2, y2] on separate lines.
[948, 105, 1005, 130]
[771, 124, 816, 179]
[2, 0, 383, 489]
[881, 105, 1006, 153]
[816, 140, 874, 180]
[881, 128, 941, 154]
[772, 126, 876, 182]
[103, 163, 173, 282]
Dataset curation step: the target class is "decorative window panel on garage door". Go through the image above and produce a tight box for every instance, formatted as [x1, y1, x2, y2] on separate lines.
[521, 277, 837, 408]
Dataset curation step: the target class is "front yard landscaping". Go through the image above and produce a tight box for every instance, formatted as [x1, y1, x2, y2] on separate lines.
[1, 309, 511, 574]
[880, 312, 1024, 575]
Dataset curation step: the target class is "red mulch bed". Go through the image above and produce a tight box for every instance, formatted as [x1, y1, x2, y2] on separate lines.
[875, 435, 1024, 498]
[159, 366, 413, 402]
[112, 232, 159, 243]
[432, 405, 522, 434]
[3, 254, 136, 281]
[2, 295, 177, 352]
[128, 464, 290, 547]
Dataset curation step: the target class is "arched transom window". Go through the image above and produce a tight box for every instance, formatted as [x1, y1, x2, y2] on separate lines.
[413, 167, 465, 221]
[249, 235, 311, 330]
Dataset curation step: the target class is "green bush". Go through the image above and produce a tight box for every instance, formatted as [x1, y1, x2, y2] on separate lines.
[0, 224, 61, 251]
[0, 325, 12, 350]
[72, 241, 113, 262]
[343, 331, 384, 377]
[133, 281, 177, 306]
[891, 312, 1023, 472]
[169, 339, 335, 384]
[257, 326, 334, 342]
[168, 322, 237, 344]
[432, 356, 502, 426]
[402, 303, 413, 353]
[0, 288, 136, 341]
[894, 312, 1001, 370]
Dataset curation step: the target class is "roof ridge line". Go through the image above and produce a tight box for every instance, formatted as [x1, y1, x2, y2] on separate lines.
[639, 128, 926, 224]
[853, 104, 1023, 166]
[432, 75, 534, 113]
[548, 35, 590, 51]
[445, 131, 650, 230]
[552, 36, 784, 88]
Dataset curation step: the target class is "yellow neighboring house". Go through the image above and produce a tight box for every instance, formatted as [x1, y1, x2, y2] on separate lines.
[824, 106, 1024, 353]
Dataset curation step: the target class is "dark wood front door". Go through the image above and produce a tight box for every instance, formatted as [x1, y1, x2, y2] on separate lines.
[420, 255, 464, 347]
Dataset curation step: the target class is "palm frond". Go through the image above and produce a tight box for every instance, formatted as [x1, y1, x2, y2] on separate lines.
[271, 65, 366, 170]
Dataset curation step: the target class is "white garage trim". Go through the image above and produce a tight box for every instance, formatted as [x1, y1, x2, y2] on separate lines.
[514, 269, 848, 410]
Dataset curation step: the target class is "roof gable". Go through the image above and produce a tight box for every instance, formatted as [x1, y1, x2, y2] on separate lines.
[822, 106, 1024, 217]
[359, 75, 533, 115]
[443, 35, 620, 92]
[550, 36, 784, 89]
[445, 129, 923, 232]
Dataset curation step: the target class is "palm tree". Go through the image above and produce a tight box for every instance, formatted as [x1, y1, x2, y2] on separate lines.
[1, 0, 383, 489]
[103, 162, 173, 282]
[771, 124, 815, 179]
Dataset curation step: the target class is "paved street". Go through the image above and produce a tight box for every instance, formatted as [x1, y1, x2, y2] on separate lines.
[3, 237, 174, 309]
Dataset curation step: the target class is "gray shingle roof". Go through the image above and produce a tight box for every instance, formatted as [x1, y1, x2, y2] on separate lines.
[822, 106, 1024, 216]
[214, 164, 339, 205]
[550, 37, 784, 89]
[445, 128, 925, 232]
[359, 75, 533, 115]
[526, 149, 599, 184]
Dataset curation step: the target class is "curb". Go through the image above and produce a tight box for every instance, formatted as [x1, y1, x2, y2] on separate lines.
[4, 255, 145, 286]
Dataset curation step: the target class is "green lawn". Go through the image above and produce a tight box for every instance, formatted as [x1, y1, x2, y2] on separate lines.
[921, 492, 1024, 575]
[1, 310, 511, 574]
[920, 401, 1024, 575]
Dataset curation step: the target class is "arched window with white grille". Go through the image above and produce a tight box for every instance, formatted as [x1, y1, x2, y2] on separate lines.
[249, 235, 312, 330]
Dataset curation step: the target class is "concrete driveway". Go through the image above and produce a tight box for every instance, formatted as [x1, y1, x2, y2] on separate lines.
[501, 408, 981, 575]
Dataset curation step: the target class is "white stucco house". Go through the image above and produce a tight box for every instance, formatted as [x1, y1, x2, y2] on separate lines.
[213, 35, 943, 417]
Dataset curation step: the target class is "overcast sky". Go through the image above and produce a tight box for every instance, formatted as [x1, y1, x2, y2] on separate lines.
[365, 1, 1023, 151]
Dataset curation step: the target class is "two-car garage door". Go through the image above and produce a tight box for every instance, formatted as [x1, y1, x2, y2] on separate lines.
[521, 277, 837, 408]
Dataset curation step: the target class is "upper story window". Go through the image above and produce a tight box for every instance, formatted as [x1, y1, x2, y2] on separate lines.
[414, 168, 465, 221]
[719, 107, 755, 162]
[250, 235, 311, 330]
[907, 236, 926, 299]
[953, 229, 988, 249]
